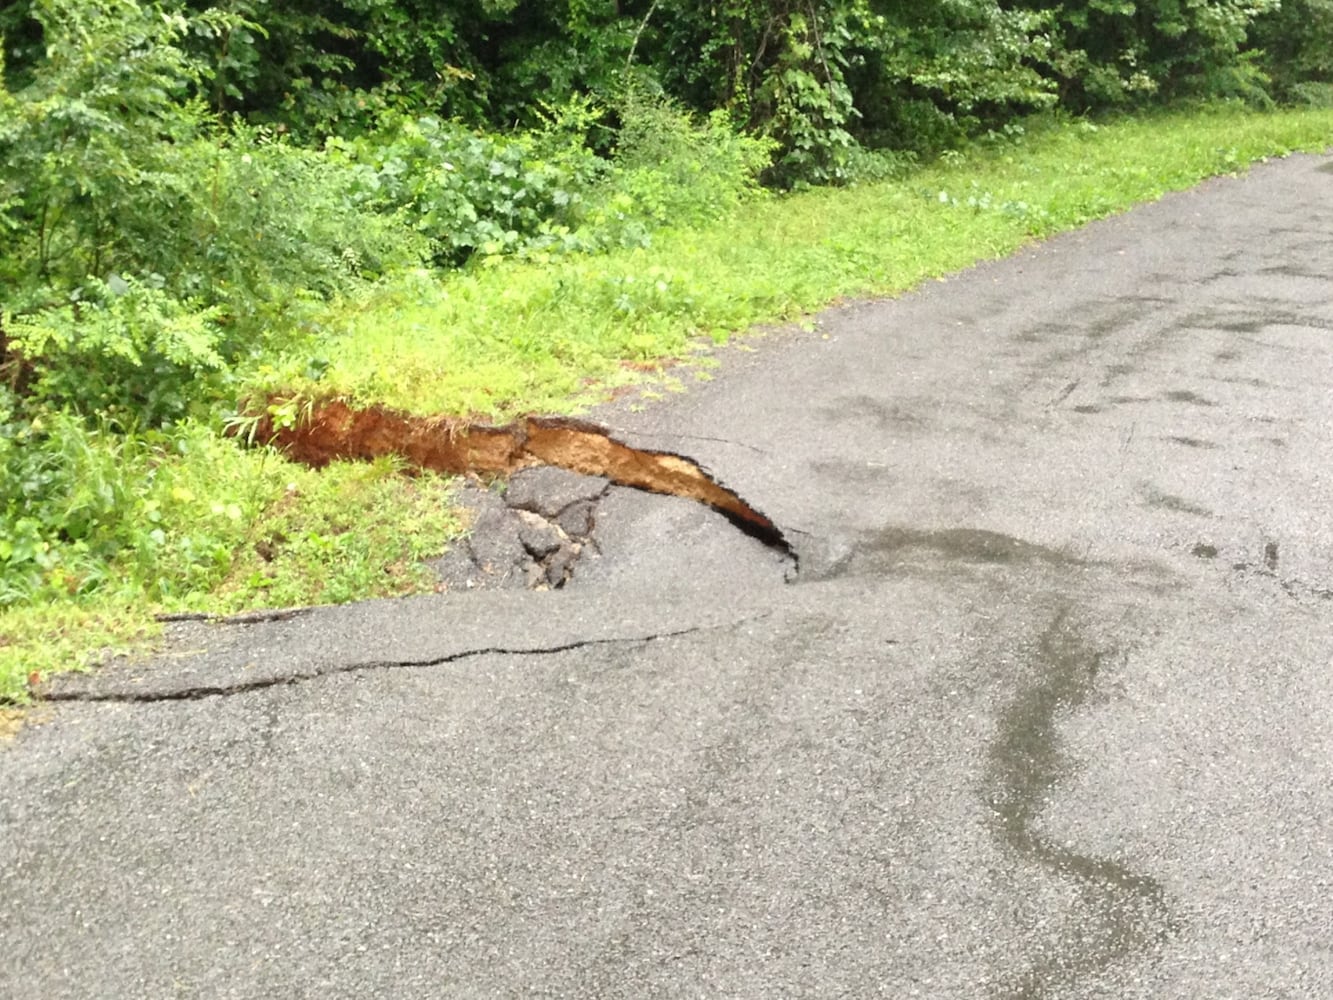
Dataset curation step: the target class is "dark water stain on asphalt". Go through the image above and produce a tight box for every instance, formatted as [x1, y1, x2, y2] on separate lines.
[795, 526, 1084, 584]
[1180, 308, 1333, 340]
[1162, 389, 1217, 407]
[1097, 361, 1135, 387]
[1207, 373, 1274, 389]
[1257, 262, 1330, 280]
[1317, 161, 1333, 175]
[1218, 317, 1268, 335]
[821, 394, 928, 431]
[985, 610, 1175, 998]
[866, 527, 1077, 566]
[809, 457, 896, 486]
[1140, 486, 1214, 519]
[1167, 435, 1217, 449]
[1018, 300, 1159, 375]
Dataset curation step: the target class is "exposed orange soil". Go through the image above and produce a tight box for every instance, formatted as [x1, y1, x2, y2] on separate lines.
[255, 399, 779, 537]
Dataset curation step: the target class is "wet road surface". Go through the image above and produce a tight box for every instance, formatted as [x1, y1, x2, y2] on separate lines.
[3, 154, 1332, 998]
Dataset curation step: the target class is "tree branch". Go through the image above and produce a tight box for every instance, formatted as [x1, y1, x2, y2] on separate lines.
[625, 0, 662, 73]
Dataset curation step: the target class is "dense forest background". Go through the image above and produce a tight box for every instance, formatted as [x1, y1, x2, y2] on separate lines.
[4, 1, 1333, 190]
[1, 0, 1331, 633]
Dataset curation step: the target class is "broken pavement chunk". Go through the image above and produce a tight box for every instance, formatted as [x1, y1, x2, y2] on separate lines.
[516, 511, 565, 560]
[505, 467, 609, 519]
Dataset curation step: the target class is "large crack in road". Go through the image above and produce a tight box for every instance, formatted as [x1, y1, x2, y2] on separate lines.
[256, 399, 793, 560]
[41, 619, 763, 703]
[42, 418, 1186, 997]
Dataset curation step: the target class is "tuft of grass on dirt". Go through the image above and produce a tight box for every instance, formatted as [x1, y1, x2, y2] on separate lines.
[255, 104, 1333, 420]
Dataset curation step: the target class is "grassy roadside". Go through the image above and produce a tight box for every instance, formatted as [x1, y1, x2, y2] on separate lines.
[1, 452, 464, 705]
[4, 103, 1332, 704]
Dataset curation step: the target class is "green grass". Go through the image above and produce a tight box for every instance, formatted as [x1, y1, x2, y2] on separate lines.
[261, 104, 1333, 420]
[4, 102, 1331, 704]
[0, 445, 463, 701]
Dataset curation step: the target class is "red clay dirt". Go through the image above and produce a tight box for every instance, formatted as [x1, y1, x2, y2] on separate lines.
[256, 399, 781, 539]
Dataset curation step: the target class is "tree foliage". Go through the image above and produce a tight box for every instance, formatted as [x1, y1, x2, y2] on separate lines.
[2, 0, 1327, 176]
[1250, 0, 1333, 102]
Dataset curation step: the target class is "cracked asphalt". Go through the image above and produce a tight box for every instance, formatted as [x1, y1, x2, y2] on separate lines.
[4, 153, 1333, 999]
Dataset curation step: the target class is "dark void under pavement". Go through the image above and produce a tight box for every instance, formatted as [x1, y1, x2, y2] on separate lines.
[4, 154, 1333, 999]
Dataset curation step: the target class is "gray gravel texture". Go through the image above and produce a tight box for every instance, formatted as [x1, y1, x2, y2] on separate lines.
[3, 153, 1332, 999]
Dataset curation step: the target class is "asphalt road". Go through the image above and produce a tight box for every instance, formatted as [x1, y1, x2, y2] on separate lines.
[4, 154, 1332, 999]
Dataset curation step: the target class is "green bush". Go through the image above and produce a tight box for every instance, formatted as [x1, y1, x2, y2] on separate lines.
[0, 0, 212, 305]
[0, 402, 459, 611]
[584, 93, 773, 233]
[1251, 0, 1333, 100]
[329, 105, 609, 265]
[180, 127, 429, 318]
[4, 277, 227, 426]
[1008, 0, 1279, 109]
[0, 0, 427, 428]
[844, 3, 1056, 156]
[0, 402, 198, 605]
[328, 93, 771, 265]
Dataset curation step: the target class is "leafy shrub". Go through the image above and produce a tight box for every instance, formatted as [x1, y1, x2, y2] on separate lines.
[0, 5, 425, 325]
[1009, 0, 1280, 109]
[845, 3, 1057, 157]
[329, 93, 771, 265]
[0, 401, 178, 605]
[179, 127, 429, 315]
[0, 0, 428, 428]
[585, 93, 773, 233]
[1251, 0, 1333, 100]
[0, 403, 459, 611]
[329, 104, 608, 266]
[4, 277, 227, 426]
[0, 0, 212, 302]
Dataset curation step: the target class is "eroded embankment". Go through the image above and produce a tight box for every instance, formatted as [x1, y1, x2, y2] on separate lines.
[255, 399, 789, 551]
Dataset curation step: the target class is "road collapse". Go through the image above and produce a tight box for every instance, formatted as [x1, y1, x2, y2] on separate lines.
[248, 397, 792, 554]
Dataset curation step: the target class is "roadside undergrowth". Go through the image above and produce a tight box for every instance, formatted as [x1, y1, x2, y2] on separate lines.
[4, 103, 1332, 704]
